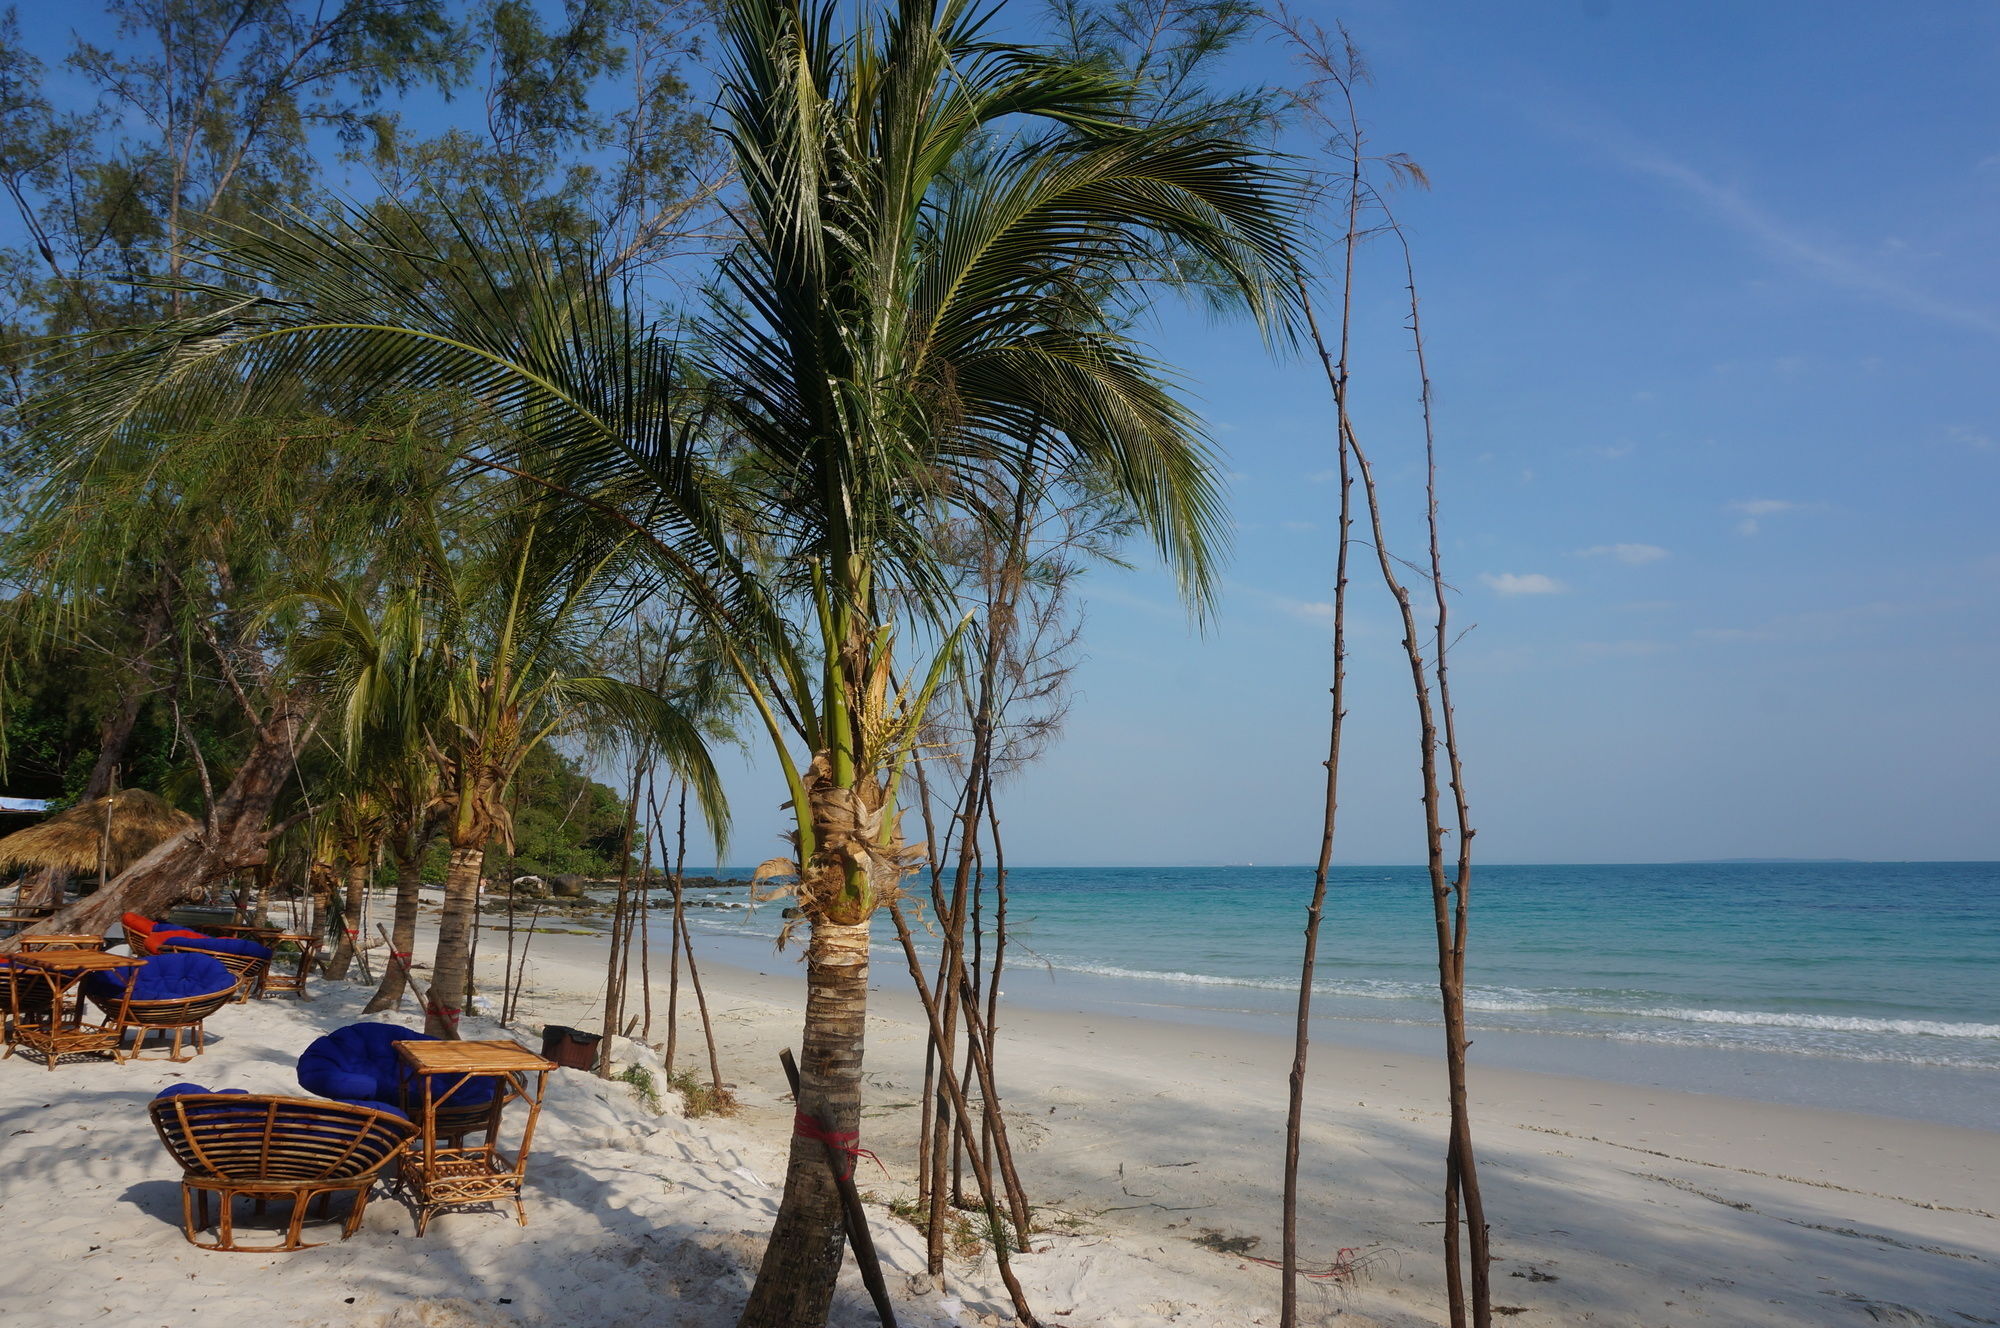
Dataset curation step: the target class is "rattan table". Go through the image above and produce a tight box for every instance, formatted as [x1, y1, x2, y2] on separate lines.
[395, 1039, 555, 1235]
[255, 932, 320, 999]
[207, 923, 282, 942]
[2, 950, 143, 1069]
[18, 933, 109, 952]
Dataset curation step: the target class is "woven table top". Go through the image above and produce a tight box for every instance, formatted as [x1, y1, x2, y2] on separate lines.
[395, 1039, 553, 1075]
[9, 950, 143, 972]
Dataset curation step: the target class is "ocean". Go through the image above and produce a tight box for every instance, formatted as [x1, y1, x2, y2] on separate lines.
[654, 861, 2000, 1128]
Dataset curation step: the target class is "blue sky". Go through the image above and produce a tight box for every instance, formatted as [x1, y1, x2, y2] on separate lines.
[13, 2, 1998, 864]
[712, 1, 2000, 865]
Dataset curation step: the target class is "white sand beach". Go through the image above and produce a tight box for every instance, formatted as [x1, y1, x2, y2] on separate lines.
[2, 910, 1995, 1328]
[11, 904, 1984, 1328]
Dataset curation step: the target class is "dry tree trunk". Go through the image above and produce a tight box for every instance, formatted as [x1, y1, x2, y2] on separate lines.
[1402, 229, 1491, 1326]
[1328, 325, 1490, 1328]
[1273, 18, 1489, 1324]
[1, 696, 313, 949]
[1281, 79, 1365, 1320]
[654, 775, 683, 1073]
[911, 759, 946, 1205]
[671, 784, 725, 1093]
[889, 902, 1040, 1328]
[601, 769, 643, 1077]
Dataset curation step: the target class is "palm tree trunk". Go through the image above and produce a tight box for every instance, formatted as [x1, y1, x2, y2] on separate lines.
[737, 916, 870, 1328]
[425, 842, 485, 1037]
[364, 851, 425, 1013]
[323, 853, 368, 979]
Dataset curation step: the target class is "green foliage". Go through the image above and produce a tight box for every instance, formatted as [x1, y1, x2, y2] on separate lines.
[506, 744, 638, 879]
[615, 1061, 663, 1112]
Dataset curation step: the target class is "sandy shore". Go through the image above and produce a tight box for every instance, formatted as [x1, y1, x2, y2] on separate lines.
[2, 903, 1993, 1328]
[439, 903, 2000, 1327]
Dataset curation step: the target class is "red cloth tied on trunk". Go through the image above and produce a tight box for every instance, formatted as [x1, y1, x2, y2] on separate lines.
[793, 1109, 887, 1182]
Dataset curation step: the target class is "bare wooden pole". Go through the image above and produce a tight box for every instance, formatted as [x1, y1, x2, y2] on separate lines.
[1282, 285, 1356, 1327]
[887, 903, 1040, 1328]
[599, 767, 642, 1078]
[673, 784, 725, 1093]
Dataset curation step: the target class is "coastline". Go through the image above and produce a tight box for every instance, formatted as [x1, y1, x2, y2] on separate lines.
[428, 903, 2000, 1327]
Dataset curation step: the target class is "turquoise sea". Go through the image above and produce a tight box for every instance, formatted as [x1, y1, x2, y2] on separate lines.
[658, 862, 2000, 1127]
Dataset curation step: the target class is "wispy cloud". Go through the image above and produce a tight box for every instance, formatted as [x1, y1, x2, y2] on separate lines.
[1729, 498, 1803, 536]
[1480, 572, 1568, 596]
[1560, 118, 2000, 336]
[1577, 542, 1669, 565]
[1578, 639, 1668, 659]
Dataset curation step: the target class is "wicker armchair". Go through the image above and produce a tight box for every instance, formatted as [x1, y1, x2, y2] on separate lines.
[148, 1088, 416, 1252]
[0, 955, 55, 1031]
[161, 937, 273, 1002]
[85, 953, 239, 1063]
[297, 1022, 498, 1146]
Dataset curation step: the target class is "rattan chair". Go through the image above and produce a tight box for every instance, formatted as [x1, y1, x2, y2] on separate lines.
[161, 938, 272, 1002]
[297, 1022, 500, 1147]
[0, 955, 55, 1031]
[148, 1090, 416, 1252]
[86, 953, 239, 1062]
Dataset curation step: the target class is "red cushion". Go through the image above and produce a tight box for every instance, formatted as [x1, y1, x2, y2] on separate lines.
[122, 913, 158, 936]
[142, 927, 208, 956]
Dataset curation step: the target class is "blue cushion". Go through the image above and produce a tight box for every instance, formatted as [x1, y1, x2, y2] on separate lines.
[296, 1021, 497, 1113]
[86, 952, 233, 1002]
[170, 935, 272, 961]
[155, 1083, 248, 1099]
[154, 1080, 407, 1121]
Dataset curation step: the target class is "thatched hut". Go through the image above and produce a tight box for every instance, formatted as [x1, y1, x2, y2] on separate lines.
[0, 789, 197, 878]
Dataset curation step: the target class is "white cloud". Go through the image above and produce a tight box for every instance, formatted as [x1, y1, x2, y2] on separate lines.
[1556, 116, 2000, 336]
[1728, 498, 1802, 536]
[1577, 543, 1669, 565]
[1280, 520, 1318, 533]
[1480, 572, 1567, 596]
[1731, 499, 1800, 517]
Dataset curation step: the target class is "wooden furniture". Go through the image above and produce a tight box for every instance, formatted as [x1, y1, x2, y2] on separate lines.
[19, 933, 108, 952]
[256, 932, 321, 999]
[0, 957, 55, 1033]
[86, 956, 239, 1063]
[2, 950, 143, 1069]
[148, 1092, 416, 1252]
[395, 1039, 554, 1235]
[161, 940, 271, 1003]
[0, 906, 58, 936]
[208, 923, 282, 942]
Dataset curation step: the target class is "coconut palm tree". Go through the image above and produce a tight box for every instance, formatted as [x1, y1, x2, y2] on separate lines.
[283, 513, 730, 1036]
[690, 3, 1301, 1317]
[31, 1, 1300, 1312]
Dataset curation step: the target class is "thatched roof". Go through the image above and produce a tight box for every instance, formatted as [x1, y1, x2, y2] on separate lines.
[0, 789, 196, 875]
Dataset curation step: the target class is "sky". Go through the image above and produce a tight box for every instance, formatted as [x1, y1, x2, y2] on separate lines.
[12, 1, 1999, 865]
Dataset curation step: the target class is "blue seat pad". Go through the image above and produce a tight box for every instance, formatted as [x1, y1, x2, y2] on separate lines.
[297, 1022, 497, 1113]
[86, 952, 232, 1001]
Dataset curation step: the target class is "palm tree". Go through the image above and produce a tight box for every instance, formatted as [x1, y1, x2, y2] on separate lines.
[280, 575, 447, 1011]
[284, 514, 730, 1036]
[691, 3, 1301, 1317]
[33, 1, 1300, 1310]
